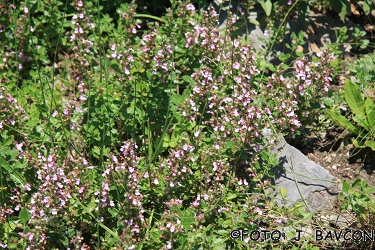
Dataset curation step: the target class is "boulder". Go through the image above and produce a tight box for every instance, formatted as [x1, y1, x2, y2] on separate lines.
[264, 130, 342, 212]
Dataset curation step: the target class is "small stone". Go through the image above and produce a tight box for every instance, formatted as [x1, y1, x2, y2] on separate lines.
[331, 165, 337, 170]
[325, 155, 332, 163]
[342, 168, 352, 178]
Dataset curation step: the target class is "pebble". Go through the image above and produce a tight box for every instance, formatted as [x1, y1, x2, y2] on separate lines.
[325, 155, 332, 162]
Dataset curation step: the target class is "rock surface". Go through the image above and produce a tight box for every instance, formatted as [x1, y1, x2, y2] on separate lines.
[264, 131, 341, 212]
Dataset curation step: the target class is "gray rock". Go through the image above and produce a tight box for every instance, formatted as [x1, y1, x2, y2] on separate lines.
[263, 129, 341, 213]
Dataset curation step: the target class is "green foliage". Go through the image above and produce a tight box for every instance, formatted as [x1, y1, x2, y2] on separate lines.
[349, 51, 375, 91]
[1, 0, 374, 249]
[339, 178, 375, 226]
[327, 80, 375, 150]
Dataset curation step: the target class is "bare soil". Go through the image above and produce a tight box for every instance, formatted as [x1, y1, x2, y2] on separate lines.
[292, 125, 375, 188]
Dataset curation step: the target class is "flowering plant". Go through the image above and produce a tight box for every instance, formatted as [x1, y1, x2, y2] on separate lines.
[0, 1, 337, 249]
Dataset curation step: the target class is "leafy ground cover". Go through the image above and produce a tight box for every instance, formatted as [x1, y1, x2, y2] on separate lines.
[0, 0, 375, 249]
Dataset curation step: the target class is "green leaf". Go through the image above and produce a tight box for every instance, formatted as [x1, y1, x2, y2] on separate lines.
[6, 150, 19, 161]
[342, 180, 350, 194]
[260, 60, 276, 72]
[280, 187, 287, 198]
[108, 208, 119, 217]
[326, 109, 360, 135]
[19, 208, 31, 224]
[352, 138, 366, 148]
[365, 98, 375, 128]
[330, 0, 350, 21]
[298, 30, 304, 41]
[249, 19, 260, 26]
[226, 193, 237, 201]
[352, 113, 370, 131]
[179, 208, 195, 230]
[0, 156, 25, 188]
[296, 51, 304, 57]
[363, 0, 372, 15]
[169, 131, 179, 148]
[286, 231, 296, 239]
[278, 53, 289, 62]
[92, 146, 101, 159]
[260, 0, 272, 16]
[322, 97, 334, 108]
[340, 26, 348, 37]
[352, 178, 361, 188]
[1, 132, 14, 146]
[182, 75, 195, 85]
[366, 186, 375, 193]
[344, 80, 364, 115]
[365, 140, 375, 151]
[160, 132, 169, 144]
[60, 236, 69, 246]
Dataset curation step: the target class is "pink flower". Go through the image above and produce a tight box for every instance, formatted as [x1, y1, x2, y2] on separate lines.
[254, 206, 263, 215]
[186, 4, 195, 11]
